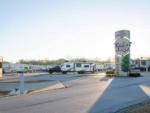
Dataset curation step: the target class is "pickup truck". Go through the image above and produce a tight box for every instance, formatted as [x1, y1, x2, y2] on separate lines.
[48, 66, 62, 74]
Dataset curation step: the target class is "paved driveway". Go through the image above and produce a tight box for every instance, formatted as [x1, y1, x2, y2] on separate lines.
[0, 73, 150, 113]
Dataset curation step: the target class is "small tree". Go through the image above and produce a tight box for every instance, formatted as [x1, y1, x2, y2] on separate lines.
[121, 54, 130, 72]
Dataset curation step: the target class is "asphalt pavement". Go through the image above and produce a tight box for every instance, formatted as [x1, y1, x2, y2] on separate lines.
[0, 73, 150, 113]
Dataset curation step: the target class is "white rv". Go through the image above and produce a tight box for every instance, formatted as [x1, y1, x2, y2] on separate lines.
[3, 63, 29, 73]
[61, 61, 96, 74]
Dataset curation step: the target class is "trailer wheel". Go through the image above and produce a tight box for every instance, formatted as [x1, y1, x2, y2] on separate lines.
[78, 71, 84, 74]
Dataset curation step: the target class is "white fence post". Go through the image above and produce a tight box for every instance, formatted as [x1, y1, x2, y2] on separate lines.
[19, 72, 25, 94]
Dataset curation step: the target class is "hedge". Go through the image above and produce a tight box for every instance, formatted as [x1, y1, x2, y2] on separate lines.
[106, 70, 116, 77]
[129, 72, 141, 77]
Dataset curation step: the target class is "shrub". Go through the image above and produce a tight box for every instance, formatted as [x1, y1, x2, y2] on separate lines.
[129, 72, 141, 77]
[106, 70, 116, 77]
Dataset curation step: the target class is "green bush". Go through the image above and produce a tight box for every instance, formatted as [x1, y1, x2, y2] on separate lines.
[106, 70, 116, 77]
[129, 72, 141, 77]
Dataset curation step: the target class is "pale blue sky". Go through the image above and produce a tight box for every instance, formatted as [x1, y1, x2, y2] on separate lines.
[0, 0, 150, 62]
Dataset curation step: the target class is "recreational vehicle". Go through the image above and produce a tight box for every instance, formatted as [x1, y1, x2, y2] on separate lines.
[61, 61, 96, 74]
[48, 61, 96, 74]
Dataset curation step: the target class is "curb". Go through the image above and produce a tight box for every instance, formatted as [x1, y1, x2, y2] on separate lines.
[28, 82, 65, 94]
[0, 81, 65, 97]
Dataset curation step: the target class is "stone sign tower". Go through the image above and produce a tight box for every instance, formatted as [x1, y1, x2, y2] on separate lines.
[115, 30, 131, 76]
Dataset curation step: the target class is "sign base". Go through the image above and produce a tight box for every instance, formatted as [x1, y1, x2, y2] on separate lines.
[116, 71, 128, 76]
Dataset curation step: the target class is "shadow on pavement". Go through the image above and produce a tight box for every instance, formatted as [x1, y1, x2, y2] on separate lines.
[88, 77, 150, 113]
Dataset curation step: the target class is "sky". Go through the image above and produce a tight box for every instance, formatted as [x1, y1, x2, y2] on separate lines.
[0, 0, 150, 62]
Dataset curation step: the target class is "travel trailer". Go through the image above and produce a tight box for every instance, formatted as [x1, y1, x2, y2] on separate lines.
[3, 63, 29, 73]
[61, 62, 96, 74]
[95, 64, 105, 71]
[48, 61, 96, 74]
[3, 63, 51, 73]
[131, 58, 150, 72]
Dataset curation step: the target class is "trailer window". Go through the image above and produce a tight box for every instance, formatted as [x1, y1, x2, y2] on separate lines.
[76, 63, 81, 67]
[66, 65, 70, 68]
[84, 65, 89, 68]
